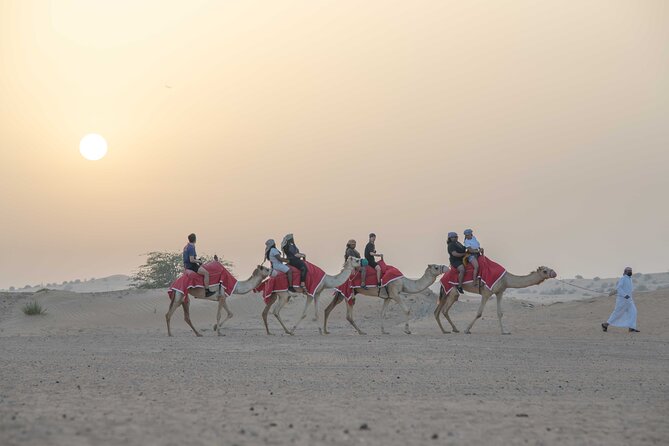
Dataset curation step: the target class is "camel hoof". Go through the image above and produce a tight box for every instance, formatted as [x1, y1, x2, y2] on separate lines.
[381, 331, 389, 335]
[453, 329, 460, 333]
[195, 333, 203, 337]
[322, 330, 330, 335]
[213, 324, 218, 331]
[404, 330, 412, 335]
[358, 331, 367, 336]
[502, 332, 511, 335]
[287, 331, 295, 336]
[312, 317, 319, 322]
[464, 330, 471, 334]
[441, 331, 451, 334]
[266, 332, 275, 336]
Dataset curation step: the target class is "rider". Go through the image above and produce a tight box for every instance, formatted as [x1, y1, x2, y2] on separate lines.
[183, 233, 215, 297]
[265, 239, 295, 292]
[364, 233, 384, 289]
[447, 231, 467, 294]
[463, 229, 483, 286]
[281, 234, 308, 290]
[345, 239, 368, 288]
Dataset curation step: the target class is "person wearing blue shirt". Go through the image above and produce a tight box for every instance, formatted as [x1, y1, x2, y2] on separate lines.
[183, 233, 215, 297]
[463, 229, 483, 286]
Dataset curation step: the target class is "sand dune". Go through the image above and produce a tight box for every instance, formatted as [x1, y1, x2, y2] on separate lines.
[1, 286, 667, 445]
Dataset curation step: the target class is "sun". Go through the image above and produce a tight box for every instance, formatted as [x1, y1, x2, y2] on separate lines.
[79, 134, 108, 161]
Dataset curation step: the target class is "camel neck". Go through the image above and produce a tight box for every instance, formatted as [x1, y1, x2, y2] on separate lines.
[401, 270, 438, 293]
[324, 264, 354, 288]
[504, 271, 545, 289]
[235, 271, 265, 294]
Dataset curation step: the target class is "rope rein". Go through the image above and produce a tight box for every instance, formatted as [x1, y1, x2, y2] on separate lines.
[554, 278, 612, 296]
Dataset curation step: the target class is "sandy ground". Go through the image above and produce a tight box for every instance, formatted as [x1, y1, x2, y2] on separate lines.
[1, 287, 668, 445]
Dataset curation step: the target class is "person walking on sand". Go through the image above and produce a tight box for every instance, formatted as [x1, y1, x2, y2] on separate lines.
[602, 267, 639, 333]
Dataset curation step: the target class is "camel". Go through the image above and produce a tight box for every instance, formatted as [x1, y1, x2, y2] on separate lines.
[262, 257, 361, 335]
[434, 266, 557, 335]
[166, 265, 270, 337]
[323, 264, 447, 335]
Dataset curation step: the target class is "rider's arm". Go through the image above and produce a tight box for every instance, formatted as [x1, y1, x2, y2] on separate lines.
[451, 250, 467, 258]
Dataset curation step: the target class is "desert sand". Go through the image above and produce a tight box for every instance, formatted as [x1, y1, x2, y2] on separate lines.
[1, 285, 668, 445]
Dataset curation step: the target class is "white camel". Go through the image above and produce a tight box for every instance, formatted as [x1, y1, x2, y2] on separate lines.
[262, 257, 361, 335]
[166, 265, 270, 337]
[434, 266, 556, 335]
[323, 264, 447, 335]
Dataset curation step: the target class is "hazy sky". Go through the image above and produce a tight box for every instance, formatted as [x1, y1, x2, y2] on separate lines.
[1, 0, 668, 289]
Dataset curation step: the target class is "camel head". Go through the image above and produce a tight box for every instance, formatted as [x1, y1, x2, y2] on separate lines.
[346, 257, 362, 269]
[426, 264, 448, 276]
[535, 266, 557, 281]
[254, 265, 271, 278]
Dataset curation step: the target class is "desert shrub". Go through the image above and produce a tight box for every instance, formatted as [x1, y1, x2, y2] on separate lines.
[593, 277, 600, 281]
[9, 286, 15, 291]
[575, 275, 583, 280]
[132, 251, 233, 289]
[22, 301, 46, 315]
[74, 279, 81, 283]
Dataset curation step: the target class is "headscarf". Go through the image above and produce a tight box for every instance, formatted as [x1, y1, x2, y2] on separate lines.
[447, 231, 457, 239]
[463, 229, 473, 236]
[281, 233, 293, 249]
[347, 239, 356, 247]
[265, 239, 275, 255]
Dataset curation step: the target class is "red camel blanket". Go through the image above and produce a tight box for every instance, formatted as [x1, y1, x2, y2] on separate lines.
[167, 261, 238, 303]
[439, 256, 506, 294]
[253, 261, 326, 304]
[334, 260, 404, 305]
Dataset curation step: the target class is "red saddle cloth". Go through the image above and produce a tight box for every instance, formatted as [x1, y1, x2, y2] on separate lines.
[439, 256, 506, 294]
[253, 261, 326, 303]
[334, 260, 404, 305]
[167, 261, 238, 303]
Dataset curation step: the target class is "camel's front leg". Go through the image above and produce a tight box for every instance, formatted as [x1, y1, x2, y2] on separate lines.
[262, 296, 277, 335]
[442, 292, 460, 333]
[312, 293, 319, 322]
[272, 294, 294, 335]
[495, 291, 510, 335]
[391, 293, 412, 335]
[291, 294, 314, 333]
[380, 298, 391, 334]
[323, 293, 343, 335]
[214, 296, 233, 336]
[182, 300, 202, 337]
[464, 294, 490, 334]
[345, 299, 366, 335]
[165, 293, 184, 337]
[434, 296, 450, 334]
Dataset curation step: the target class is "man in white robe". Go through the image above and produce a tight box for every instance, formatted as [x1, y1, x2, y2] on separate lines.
[602, 267, 639, 333]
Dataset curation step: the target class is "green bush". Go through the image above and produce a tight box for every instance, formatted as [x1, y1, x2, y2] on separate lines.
[22, 301, 46, 315]
[132, 251, 233, 289]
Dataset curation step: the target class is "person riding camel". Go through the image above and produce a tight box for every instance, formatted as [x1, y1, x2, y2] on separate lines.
[183, 233, 215, 297]
[463, 228, 484, 286]
[265, 239, 296, 292]
[281, 234, 308, 291]
[447, 231, 467, 294]
[364, 233, 384, 289]
[345, 239, 368, 288]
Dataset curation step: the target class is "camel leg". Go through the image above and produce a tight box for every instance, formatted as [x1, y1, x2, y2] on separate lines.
[165, 293, 184, 337]
[214, 295, 233, 336]
[262, 296, 277, 335]
[291, 294, 314, 333]
[434, 296, 450, 334]
[442, 292, 460, 333]
[312, 293, 319, 322]
[323, 293, 343, 335]
[464, 293, 491, 334]
[182, 300, 202, 337]
[273, 294, 294, 335]
[345, 299, 366, 335]
[391, 293, 412, 334]
[496, 291, 510, 335]
[380, 298, 391, 334]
